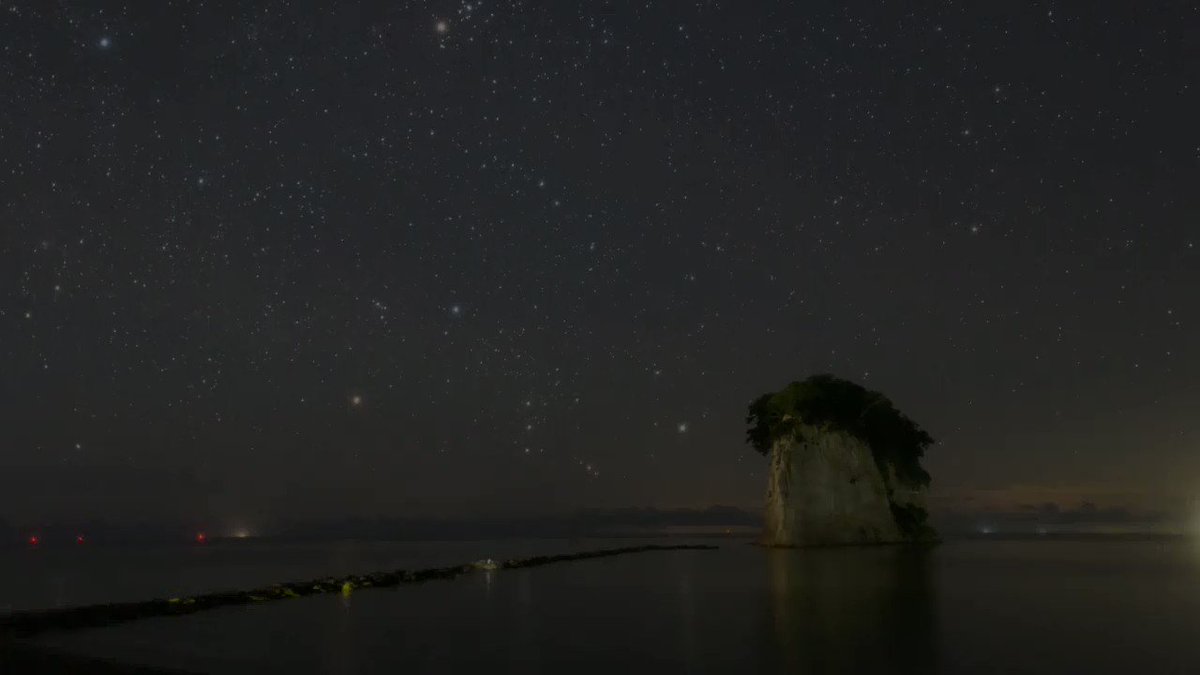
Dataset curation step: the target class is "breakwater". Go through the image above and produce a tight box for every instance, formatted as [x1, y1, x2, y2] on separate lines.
[1, 544, 717, 637]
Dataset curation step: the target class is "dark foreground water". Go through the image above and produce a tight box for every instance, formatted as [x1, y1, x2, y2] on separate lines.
[8, 537, 1200, 673]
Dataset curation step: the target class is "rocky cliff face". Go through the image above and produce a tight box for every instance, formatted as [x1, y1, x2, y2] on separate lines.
[762, 424, 925, 546]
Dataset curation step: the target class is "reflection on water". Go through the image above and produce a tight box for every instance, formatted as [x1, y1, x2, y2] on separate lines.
[28, 538, 1200, 674]
[768, 546, 937, 673]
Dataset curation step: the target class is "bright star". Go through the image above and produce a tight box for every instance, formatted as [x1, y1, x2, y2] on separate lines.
[98, 36, 111, 49]
[350, 394, 363, 406]
[677, 422, 689, 433]
[435, 20, 448, 33]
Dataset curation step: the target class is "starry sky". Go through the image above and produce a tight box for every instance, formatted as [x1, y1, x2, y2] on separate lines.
[2, 1, 1197, 531]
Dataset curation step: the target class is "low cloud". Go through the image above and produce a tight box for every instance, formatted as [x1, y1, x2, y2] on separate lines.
[933, 499, 1179, 534]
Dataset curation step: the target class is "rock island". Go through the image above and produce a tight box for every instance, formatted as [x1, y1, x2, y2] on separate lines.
[747, 375, 937, 546]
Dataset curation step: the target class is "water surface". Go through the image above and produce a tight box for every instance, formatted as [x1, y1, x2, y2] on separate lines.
[19, 538, 1200, 673]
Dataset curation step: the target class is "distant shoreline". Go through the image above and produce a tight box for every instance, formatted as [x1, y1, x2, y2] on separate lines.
[0, 529, 1187, 550]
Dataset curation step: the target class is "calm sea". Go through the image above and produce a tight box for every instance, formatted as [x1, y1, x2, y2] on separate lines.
[7, 537, 1200, 673]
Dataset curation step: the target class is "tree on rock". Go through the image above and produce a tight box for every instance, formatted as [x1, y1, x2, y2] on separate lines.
[748, 374, 937, 546]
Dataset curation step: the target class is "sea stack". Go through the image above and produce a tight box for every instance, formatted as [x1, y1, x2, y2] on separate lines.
[747, 375, 937, 546]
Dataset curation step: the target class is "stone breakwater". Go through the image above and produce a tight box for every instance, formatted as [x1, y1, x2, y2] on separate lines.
[0, 544, 718, 638]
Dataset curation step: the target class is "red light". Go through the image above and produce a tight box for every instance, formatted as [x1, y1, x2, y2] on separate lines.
[28, 535, 39, 546]
[76, 535, 86, 545]
[195, 532, 207, 543]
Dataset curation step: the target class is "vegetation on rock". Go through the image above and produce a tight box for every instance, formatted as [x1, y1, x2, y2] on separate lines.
[889, 502, 938, 541]
[746, 374, 935, 488]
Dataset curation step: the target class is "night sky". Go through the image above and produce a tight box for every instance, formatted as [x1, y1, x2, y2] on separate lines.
[2, 2, 1197, 531]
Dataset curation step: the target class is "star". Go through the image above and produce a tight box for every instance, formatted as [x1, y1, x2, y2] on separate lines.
[0, 0, 1193, 556]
